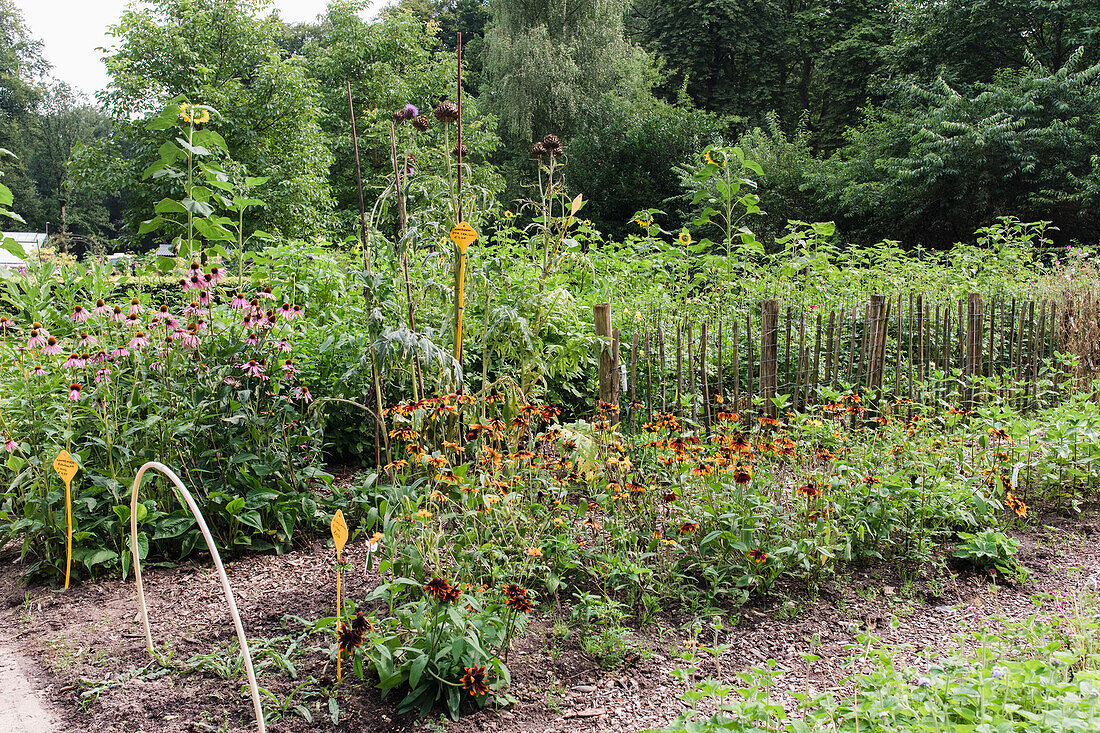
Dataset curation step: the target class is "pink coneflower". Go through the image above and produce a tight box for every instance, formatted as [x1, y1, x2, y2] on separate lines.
[4, 439, 16, 452]
[277, 303, 292, 320]
[241, 314, 254, 328]
[290, 304, 304, 320]
[188, 261, 201, 275]
[295, 385, 313, 403]
[246, 332, 260, 345]
[129, 331, 149, 349]
[224, 376, 241, 387]
[0, 315, 14, 328]
[111, 347, 130, 358]
[184, 302, 202, 318]
[30, 322, 48, 337]
[93, 299, 111, 317]
[78, 332, 97, 348]
[276, 337, 291, 352]
[111, 305, 125, 322]
[195, 318, 207, 331]
[257, 286, 276, 300]
[178, 278, 188, 290]
[31, 366, 46, 377]
[95, 366, 112, 383]
[42, 336, 62, 355]
[182, 331, 200, 348]
[125, 313, 141, 327]
[187, 274, 202, 290]
[165, 317, 180, 330]
[91, 350, 108, 363]
[26, 330, 45, 349]
[240, 359, 266, 379]
[197, 290, 211, 306]
[68, 382, 82, 401]
[128, 297, 143, 315]
[70, 305, 89, 322]
[280, 359, 300, 376]
[201, 273, 214, 288]
[261, 310, 276, 328]
[63, 354, 84, 369]
[165, 331, 179, 346]
[231, 293, 248, 309]
[209, 266, 225, 283]
[152, 304, 171, 322]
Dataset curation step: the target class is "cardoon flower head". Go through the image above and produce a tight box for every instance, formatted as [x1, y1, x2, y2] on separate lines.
[79, 332, 97, 348]
[93, 299, 111, 317]
[68, 382, 82, 401]
[43, 336, 62, 355]
[129, 331, 149, 349]
[128, 297, 143, 315]
[27, 330, 45, 349]
[71, 305, 89, 322]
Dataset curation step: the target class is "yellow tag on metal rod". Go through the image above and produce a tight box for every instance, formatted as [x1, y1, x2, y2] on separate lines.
[330, 509, 348, 560]
[53, 450, 78, 487]
[449, 221, 478, 253]
[53, 449, 79, 590]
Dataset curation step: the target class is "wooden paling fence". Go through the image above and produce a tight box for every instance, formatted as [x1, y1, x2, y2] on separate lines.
[595, 293, 1064, 428]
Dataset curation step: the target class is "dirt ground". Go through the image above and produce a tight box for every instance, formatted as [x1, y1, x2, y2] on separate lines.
[1, 512, 1097, 733]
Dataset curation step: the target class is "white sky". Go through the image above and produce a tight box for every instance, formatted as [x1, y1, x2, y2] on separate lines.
[14, 0, 394, 100]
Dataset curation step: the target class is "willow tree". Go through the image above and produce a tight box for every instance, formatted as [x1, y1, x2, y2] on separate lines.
[484, 0, 653, 144]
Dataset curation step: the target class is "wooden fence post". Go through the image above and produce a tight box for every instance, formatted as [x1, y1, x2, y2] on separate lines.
[761, 300, 779, 418]
[594, 303, 613, 406]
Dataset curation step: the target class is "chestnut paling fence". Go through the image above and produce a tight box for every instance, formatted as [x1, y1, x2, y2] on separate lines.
[596, 292, 1076, 430]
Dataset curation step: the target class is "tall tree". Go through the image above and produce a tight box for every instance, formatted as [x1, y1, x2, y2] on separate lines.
[70, 0, 333, 244]
[0, 0, 47, 227]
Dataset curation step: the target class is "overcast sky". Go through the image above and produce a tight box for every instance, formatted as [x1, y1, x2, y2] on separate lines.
[14, 0, 394, 100]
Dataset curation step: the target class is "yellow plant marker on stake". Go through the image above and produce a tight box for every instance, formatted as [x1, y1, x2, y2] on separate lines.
[450, 222, 479, 362]
[52, 450, 79, 589]
[330, 509, 348, 681]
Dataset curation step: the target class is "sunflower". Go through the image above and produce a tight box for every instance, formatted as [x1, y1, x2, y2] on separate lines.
[460, 665, 490, 696]
[677, 230, 692, 246]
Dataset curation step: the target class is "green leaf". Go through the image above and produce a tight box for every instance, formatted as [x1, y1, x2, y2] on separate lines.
[408, 653, 428, 689]
[181, 198, 214, 217]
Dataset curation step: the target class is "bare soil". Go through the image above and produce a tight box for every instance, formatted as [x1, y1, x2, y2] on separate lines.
[1, 512, 1097, 733]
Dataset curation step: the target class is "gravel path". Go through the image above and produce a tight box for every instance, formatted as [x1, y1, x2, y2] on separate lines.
[0, 644, 59, 733]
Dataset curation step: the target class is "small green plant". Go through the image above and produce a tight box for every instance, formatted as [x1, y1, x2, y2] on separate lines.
[953, 529, 1027, 580]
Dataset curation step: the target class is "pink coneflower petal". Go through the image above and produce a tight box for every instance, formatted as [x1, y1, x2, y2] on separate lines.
[70, 306, 89, 322]
[209, 267, 224, 283]
[78, 332, 97, 348]
[95, 367, 112, 383]
[152, 304, 171, 321]
[93, 299, 111, 317]
[165, 317, 180, 330]
[257, 286, 275, 300]
[0, 315, 14, 328]
[111, 305, 125, 322]
[68, 383, 82, 401]
[31, 366, 46, 376]
[184, 302, 202, 318]
[182, 332, 200, 348]
[290, 304, 303, 320]
[246, 332, 260, 345]
[224, 376, 241, 387]
[128, 298, 144, 315]
[197, 290, 211, 306]
[129, 332, 149, 349]
[231, 293, 247, 310]
[239, 359, 266, 379]
[276, 338, 291, 352]
[26, 330, 45, 349]
[4, 439, 16, 452]
[295, 386, 313, 403]
[125, 313, 142, 327]
[188, 261, 201, 274]
[42, 337, 62, 355]
[111, 347, 130, 358]
[63, 354, 83, 369]
[280, 359, 299, 376]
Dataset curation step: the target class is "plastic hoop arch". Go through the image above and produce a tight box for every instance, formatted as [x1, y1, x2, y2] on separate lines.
[129, 461, 266, 733]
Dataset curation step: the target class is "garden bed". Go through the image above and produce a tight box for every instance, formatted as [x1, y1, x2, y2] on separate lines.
[1, 508, 1095, 733]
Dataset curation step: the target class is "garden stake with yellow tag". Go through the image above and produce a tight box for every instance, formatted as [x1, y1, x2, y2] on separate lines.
[331, 509, 348, 681]
[52, 449, 79, 589]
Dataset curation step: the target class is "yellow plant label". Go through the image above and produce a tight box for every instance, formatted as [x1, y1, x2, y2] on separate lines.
[330, 509, 348, 560]
[52, 449, 78, 488]
[449, 221, 479, 253]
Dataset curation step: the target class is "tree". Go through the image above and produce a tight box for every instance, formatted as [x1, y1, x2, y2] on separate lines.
[0, 0, 46, 227]
[70, 0, 333, 245]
